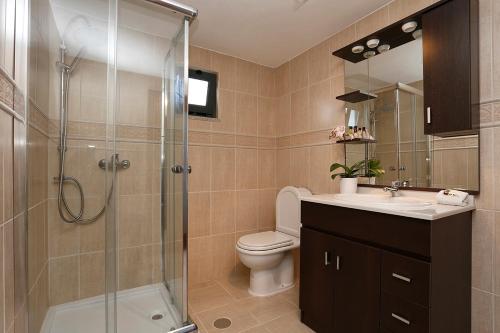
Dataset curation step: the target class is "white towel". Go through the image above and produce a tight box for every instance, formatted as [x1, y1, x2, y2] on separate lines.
[436, 189, 469, 206]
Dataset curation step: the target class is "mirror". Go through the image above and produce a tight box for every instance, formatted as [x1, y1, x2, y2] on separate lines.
[343, 37, 479, 192]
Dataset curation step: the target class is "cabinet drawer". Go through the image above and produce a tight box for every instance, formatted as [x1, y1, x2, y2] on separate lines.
[381, 293, 429, 333]
[382, 251, 430, 306]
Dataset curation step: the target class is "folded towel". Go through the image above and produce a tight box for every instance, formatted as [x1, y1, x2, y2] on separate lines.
[436, 189, 469, 206]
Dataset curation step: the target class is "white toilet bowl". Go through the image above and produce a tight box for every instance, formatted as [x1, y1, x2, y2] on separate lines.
[236, 186, 311, 297]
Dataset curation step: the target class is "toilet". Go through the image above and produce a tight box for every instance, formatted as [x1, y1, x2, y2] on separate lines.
[236, 186, 312, 297]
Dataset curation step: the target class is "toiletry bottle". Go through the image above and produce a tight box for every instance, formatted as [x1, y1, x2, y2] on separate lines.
[354, 126, 359, 138]
[362, 127, 367, 139]
[348, 126, 353, 140]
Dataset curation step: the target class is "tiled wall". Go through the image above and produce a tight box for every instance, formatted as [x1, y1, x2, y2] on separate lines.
[45, 56, 164, 304]
[187, 47, 280, 288]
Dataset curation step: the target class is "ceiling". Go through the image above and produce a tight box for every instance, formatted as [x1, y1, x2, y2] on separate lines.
[183, 0, 393, 68]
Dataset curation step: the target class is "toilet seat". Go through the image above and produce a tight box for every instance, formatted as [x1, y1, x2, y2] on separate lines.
[237, 231, 294, 252]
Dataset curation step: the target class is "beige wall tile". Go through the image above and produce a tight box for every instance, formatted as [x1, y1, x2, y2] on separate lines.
[258, 97, 276, 137]
[211, 52, 236, 90]
[276, 149, 291, 189]
[190, 46, 212, 69]
[290, 147, 310, 188]
[290, 53, 309, 92]
[211, 191, 235, 235]
[493, 0, 500, 98]
[4, 221, 14, 329]
[48, 199, 80, 257]
[309, 145, 332, 194]
[290, 88, 309, 134]
[211, 147, 235, 191]
[472, 288, 493, 333]
[308, 39, 330, 85]
[276, 94, 291, 137]
[27, 204, 46, 289]
[275, 62, 290, 97]
[235, 59, 259, 94]
[258, 189, 276, 231]
[309, 80, 334, 131]
[472, 210, 494, 291]
[49, 256, 79, 305]
[119, 246, 153, 290]
[355, 7, 389, 39]
[211, 89, 235, 133]
[480, 0, 493, 101]
[258, 66, 275, 97]
[235, 93, 258, 136]
[259, 149, 276, 189]
[189, 192, 211, 238]
[211, 234, 235, 279]
[79, 252, 104, 299]
[236, 190, 259, 232]
[118, 195, 152, 248]
[189, 145, 211, 192]
[188, 236, 214, 287]
[236, 148, 258, 190]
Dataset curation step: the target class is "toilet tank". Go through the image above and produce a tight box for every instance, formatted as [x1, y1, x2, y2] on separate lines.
[275, 186, 312, 238]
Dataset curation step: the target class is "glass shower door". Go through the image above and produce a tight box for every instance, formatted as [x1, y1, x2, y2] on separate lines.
[161, 18, 190, 326]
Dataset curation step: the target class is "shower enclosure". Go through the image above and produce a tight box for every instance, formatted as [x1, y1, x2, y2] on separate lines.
[36, 0, 196, 332]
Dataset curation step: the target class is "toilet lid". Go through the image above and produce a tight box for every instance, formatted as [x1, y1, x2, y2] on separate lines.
[237, 231, 294, 251]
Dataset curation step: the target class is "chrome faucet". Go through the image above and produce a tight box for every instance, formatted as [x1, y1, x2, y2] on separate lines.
[384, 181, 402, 197]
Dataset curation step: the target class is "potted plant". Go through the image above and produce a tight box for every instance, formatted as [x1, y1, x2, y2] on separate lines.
[364, 159, 385, 185]
[330, 160, 364, 194]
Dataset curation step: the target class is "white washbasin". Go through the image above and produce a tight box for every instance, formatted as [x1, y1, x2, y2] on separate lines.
[333, 193, 433, 210]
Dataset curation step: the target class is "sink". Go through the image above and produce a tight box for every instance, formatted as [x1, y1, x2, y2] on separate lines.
[333, 193, 433, 210]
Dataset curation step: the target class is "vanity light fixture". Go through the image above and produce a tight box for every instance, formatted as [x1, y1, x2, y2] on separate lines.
[366, 38, 380, 49]
[402, 21, 418, 33]
[377, 44, 390, 53]
[363, 50, 376, 59]
[351, 45, 364, 54]
[412, 29, 422, 39]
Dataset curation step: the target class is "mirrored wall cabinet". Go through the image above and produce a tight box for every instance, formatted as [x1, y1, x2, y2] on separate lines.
[332, 0, 479, 194]
[333, 0, 479, 137]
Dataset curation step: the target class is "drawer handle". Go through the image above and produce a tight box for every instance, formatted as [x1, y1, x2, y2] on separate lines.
[324, 251, 330, 266]
[391, 313, 411, 325]
[336, 255, 341, 271]
[392, 272, 411, 283]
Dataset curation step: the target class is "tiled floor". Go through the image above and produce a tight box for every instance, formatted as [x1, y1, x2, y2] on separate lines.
[189, 275, 313, 333]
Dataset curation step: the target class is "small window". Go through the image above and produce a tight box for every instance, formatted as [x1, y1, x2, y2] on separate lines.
[188, 69, 217, 118]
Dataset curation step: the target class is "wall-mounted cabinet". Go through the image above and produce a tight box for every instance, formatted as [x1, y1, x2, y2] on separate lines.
[333, 0, 479, 137]
[422, 0, 479, 136]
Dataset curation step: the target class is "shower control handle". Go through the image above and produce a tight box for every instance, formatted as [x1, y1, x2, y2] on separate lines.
[171, 165, 192, 174]
[98, 154, 130, 170]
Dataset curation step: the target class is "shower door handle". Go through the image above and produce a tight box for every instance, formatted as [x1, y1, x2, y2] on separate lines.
[171, 165, 184, 174]
[171, 165, 192, 174]
[426, 107, 431, 124]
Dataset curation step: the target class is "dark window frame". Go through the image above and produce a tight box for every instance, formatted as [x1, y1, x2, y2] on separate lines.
[188, 68, 218, 119]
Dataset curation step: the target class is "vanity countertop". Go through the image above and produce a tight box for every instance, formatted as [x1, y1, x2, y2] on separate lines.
[300, 188, 475, 221]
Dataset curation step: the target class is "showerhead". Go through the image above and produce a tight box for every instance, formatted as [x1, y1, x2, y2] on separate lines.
[61, 15, 91, 49]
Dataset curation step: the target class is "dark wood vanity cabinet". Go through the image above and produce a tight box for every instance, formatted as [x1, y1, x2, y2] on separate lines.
[299, 202, 472, 333]
[422, 0, 479, 136]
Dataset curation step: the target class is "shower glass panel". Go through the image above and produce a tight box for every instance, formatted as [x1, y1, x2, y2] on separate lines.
[162, 18, 189, 324]
[34, 0, 195, 332]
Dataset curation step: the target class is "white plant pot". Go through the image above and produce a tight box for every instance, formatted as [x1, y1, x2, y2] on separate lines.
[340, 177, 358, 194]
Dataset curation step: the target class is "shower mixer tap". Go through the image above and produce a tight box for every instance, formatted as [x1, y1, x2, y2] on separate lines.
[98, 154, 131, 170]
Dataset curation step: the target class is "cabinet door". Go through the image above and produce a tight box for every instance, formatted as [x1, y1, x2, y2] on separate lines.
[300, 227, 335, 333]
[332, 236, 381, 333]
[422, 0, 478, 136]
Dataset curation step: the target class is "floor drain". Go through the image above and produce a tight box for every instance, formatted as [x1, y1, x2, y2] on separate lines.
[151, 313, 164, 320]
[213, 318, 231, 329]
